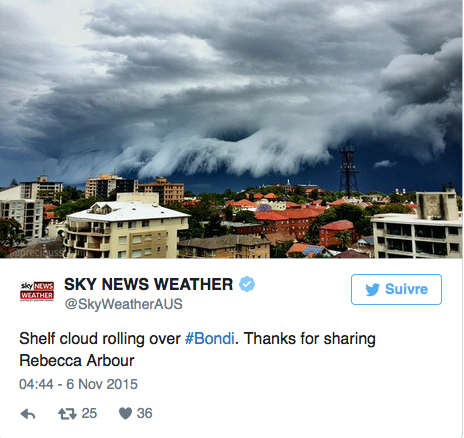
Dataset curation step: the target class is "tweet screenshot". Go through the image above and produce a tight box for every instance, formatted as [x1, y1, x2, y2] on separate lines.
[0, 0, 462, 437]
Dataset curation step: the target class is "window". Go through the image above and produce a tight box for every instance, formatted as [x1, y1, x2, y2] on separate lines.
[132, 235, 142, 244]
[157, 233, 161, 240]
[157, 247, 161, 253]
[145, 235, 152, 241]
[377, 237, 385, 244]
[118, 251, 126, 258]
[128, 221, 136, 229]
[449, 227, 459, 235]
[377, 223, 384, 230]
[131, 250, 142, 258]
[118, 236, 127, 245]
[117, 222, 124, 228]
[160, 219, 164, 224]
[144, 248, 152, 255]
[142, 220, 149, 227]
[450, 243, 459, 252]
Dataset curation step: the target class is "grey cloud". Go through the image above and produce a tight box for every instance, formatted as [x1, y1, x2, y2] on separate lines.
[0, 0, 461, 186]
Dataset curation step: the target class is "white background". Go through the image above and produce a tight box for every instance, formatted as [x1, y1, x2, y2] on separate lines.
[0, 259, 462, 438]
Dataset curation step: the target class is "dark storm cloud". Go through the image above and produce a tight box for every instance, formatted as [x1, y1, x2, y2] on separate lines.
[0, 0, 461, 186]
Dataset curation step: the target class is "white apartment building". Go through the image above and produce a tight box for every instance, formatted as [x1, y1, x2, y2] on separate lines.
[20, 175, 63, 201]
[372, 190, 462, 258]
[0, 186, 43, 242]
[63, 194, 189, 258]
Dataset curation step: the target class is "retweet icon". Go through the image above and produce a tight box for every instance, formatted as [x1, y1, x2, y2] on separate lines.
[365, 283, 380, 297]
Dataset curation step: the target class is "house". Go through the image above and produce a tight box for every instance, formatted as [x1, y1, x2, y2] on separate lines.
[286, 243, 332, 258]
[334, 249, 369, 258]
[255, 209, 324, 239]
[178, 235, 270, 258]
[319, 220, 358, 247]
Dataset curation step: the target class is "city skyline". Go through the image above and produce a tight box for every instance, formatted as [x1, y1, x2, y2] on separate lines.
[0, 0, 461, 192]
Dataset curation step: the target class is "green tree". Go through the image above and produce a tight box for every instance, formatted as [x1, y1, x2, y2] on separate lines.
[304, 216, 324, 244]
[204, 214, 226, 237]
[53, 198, 98, 221]
[334, 230, 352, 251]
[355, 216, 373, 236]
[224, 205, 234, 221]
[272, 240, 294, 258]
[0, 218, 27, 249]
[382, 204, 413, 214]
[235, 210, 257, 224]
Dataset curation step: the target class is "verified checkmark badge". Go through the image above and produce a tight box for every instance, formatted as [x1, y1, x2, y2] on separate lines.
[239, 276, 255, 292]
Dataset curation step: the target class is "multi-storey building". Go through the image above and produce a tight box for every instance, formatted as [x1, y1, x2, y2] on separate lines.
[138, 177, 184, 205]
[20, 175, 63, 201]
[254, 209, 324, 239]
[372, 190, 462, 258]
[63, 194, 189, 258]
[0, 185, 43, 242]
[85, 174, 138, 199]
[178, 235, 270, 258]
[319, 220, 358, 247]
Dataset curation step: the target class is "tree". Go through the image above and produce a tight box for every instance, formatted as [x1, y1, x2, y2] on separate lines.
[272, 240, 294, 258]
[53, 198, 98, 221]
[10, 178, 19, 186]
[0, 218, 27, 249]
[304, 216, 324, 244]
[334, 230, 352, 251]
[382, 204, 413, 214]
[224, 205, 234, 221]
[235, 210, 257, 224]
[204, 214, 226, 237]
[355, 216, 373, 236]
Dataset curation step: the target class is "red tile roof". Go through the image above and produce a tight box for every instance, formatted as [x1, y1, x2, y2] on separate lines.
[279, 209, 324, 219]
[264, 193, 278, 199]
[285, 202, 300, 208]
[253, 193, 264, 199]
[320, 220, 354, 231]
[234, 199, 256, 207]
[328, 199, 346, 206]
[286, 243, 308, 254]
[255, 211, 288, 221]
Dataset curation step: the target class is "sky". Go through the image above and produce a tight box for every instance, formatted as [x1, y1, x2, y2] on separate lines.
[0, 0, 461, 193]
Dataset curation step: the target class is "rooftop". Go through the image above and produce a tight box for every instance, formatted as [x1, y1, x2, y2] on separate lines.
[320, 220, 355, 231]
[179, 235, 268, 249]
[371, 213, 462, 227]
[67, 201, 189, 222]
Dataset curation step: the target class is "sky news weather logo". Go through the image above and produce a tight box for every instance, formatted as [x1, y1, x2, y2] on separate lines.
[20, 282, 54, 301]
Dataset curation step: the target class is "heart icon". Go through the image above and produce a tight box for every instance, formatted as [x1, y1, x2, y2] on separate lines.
[119, 407, 132, 420]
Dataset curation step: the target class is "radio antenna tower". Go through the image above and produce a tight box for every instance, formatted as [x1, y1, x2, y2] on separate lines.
[339, 141, 359, 197]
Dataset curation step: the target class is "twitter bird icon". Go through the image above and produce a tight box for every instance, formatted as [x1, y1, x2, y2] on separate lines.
[366, 283, 380, 297]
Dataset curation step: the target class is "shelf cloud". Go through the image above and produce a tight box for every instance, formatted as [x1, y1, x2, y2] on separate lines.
[0, 0, 461, 186]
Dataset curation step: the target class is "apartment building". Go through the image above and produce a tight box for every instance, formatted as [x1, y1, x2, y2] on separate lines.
[138, 177, 184, 205]
[319, 220, 358, 247]
[0, 185, 43, 241]
[85, 174, 138, 199]
[178, 235, 270, 258]
[254, 209, 324, 239]
[20, 175, 63, 201]
[63, 194, 189, 258]
[372, 190, 462, 258]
